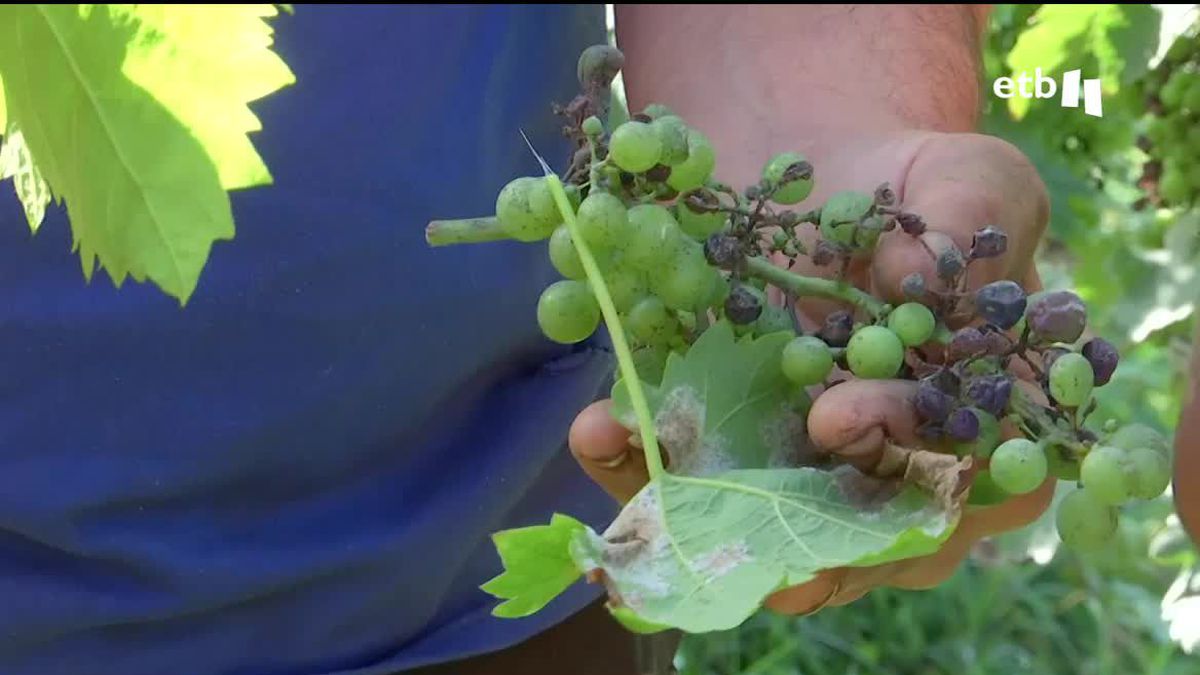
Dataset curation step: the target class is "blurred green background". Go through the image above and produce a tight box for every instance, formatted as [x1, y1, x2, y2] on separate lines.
[612, 5, 1200, 674]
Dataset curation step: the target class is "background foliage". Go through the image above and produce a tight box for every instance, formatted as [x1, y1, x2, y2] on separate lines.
[675, 5, 1200, 673]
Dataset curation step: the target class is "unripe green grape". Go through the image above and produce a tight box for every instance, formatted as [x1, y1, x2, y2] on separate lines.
[854, 216, 884, 250]
[609, 121, 663, 173]
[565, 184, 582, 211]
[954, 408, 1001, 459]
[641, 103, 675, 120]
[886, 302, 936, 347]
[1160, 167, 1191, 204]
[989, 438, 1047, 495]
[651, 116, 690, 166]
[581, 115, 603, 137]
[1080, 445, 1132, 505]
[537, 280, 600, 344]
[819, 191, 874, 247]
[1056, 487, 1119, 551]
[1049, 352, 1094, 407]
[548, 225, 586, 279]
[653, 245, 720, 311]
[1127, 446, 1171, 500]
[666, 130, 715, 192]
[1184, 78, 1200, 111]
[1108, 423, 1170, 459]
[754, 305, 796, 337]
[1161, 73, 1186, 110]
[627, 296, 679, 346]
[576, 192, 630, 248]
[781, 336, 834, 386]
[846, 325, 905, 380]
[676, 203, 727, 239]
[496, 176, 560, 242]
[762, 152, 814, 205]
[605, 267, 650, 314]
[625, 204, 685, 271]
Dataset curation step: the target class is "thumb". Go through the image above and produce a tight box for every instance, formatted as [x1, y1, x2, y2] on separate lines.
[805, 379, 924, 472]
[569, 400, 650, 504]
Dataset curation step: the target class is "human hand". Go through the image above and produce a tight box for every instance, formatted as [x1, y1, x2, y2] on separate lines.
[569, 128, 1057, 614]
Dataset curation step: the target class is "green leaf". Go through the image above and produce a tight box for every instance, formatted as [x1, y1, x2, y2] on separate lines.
[0, 5, 293, 304]
[569, 469, 956, 633]
[1006, 5, 1161, 119]
[481, 514, 587, 619]
[612, 321, 807, 473]
[0, 72, 6, 132]
[0, 127, 51, 231]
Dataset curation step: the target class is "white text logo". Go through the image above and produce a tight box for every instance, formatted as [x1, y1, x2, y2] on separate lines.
[993, 69, 1102, 118]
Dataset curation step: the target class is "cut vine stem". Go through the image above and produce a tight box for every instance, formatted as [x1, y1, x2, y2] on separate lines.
[425, 217, 509, 246]
[743, 255, 887, 318]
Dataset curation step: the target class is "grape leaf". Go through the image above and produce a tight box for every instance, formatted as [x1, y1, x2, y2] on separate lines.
[0, 5, 294, 304]
[0, 127, 50, 232]
[611, 322, 813, 474]
[0, 72, 6, 132]
[569, 469, 956, 633]
[480, 514, 587, 619]
[485, 321, 964, 633]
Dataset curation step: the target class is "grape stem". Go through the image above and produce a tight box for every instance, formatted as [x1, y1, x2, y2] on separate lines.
[542, 174, 665, 479]
[742, 255, 887, 318]
[425, 217, 511, 246]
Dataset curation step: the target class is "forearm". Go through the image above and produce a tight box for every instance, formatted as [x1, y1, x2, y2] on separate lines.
[617, 5, 990, 180]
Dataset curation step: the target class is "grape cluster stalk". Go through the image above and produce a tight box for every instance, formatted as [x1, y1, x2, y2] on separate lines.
[426, 44, 1173, 553]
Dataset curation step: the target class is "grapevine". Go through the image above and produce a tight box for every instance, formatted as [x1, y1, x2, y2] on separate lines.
[426, 44, 1174, 632]
[1138, 18, 1200, 209]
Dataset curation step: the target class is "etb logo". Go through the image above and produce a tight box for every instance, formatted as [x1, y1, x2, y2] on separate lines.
[993, 69, 1103, 118]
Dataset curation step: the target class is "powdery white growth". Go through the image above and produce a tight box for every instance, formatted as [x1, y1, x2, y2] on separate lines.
[690, 540, 752, 580]
[655, 385, 736, 477]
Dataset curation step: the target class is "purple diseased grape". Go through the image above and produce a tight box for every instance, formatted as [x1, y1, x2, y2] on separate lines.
[948, 327, 988, 361]
[970, 225, 1008, 259]
[918, 423, 944, 442]
[704, 234, 742, 270]
[936, 246, 966, 282]
[811, 239, 844, 267]
[946, 407, 980, 442]
[984, 329, 1012, 356]
[974, 280, 1027, 329]
[901, 272, 926, 299]
[819, 310, 854, 348]
[1082, 338, 1119, 386]
[1026, 290, 1087, 343]
[897, 212, 926, 236]
[724, 286, 763, 325]
[964, 374, 1013, 416]
[874, 183, 897, 207]
[915, 379, 953, 422]
[926, 368, 961, 396]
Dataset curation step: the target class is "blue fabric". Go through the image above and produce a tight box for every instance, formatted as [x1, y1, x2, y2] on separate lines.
[0, 6, 617, 674]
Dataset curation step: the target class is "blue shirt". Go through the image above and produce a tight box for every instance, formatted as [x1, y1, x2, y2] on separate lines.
[0, 6, 617, 674]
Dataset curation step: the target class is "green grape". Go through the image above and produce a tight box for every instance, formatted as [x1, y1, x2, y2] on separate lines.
[651, 116, 690, 166]
[652, 245, 720, 311]
[819, 191, 874, 247]
[1049, 352, 1094, 407]
[605, 266, 650, 313]
[854, 216, 884, 250]
[625, 204, 685, 271]
[666, 129, 715, 192]
[1108, 423, 1170, 459]
[1184, 78, 1200, 111]
[886, 302, 936, 347]
[954, 408, 1001, 459]
[581, 115, 603, 137]
[762, 152, 814, 205]
[676, 202, 727, 239]
[627, 296, 679, 346]
[1160, 166, 1191, 204]
[989, 438, 1047, 495]
[1045, 443, 1081, 481]
[1127, 446, 1171, 500]
[781, 336, 834, 386]
[537, 280, 600, 344]
[754, 305, 796, 337]
[576, 192, 630, 248]
[846, 325, 905, 379]
[1056, 488, 1119, 551]
[609, 121, 663, 173]
[1080, 445, 1133, 505]
[548, 225, 586, 279]
[496, 176, 560, 242]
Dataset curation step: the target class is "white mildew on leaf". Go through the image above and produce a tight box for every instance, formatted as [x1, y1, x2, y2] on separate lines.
[569, 467, 960, 633]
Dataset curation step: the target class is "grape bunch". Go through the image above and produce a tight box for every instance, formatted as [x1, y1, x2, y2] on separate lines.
[426, 44, 1173, 554]
[1139, 23, 1200, 209]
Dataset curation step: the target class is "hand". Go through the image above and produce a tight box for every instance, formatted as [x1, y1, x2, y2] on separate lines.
[568, 128, 1057, 614]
